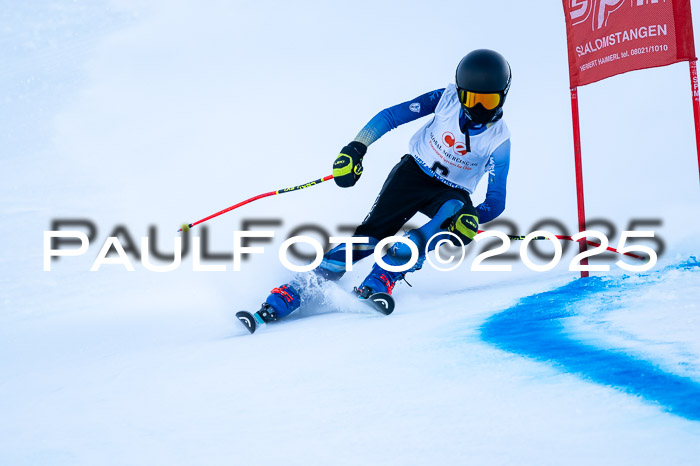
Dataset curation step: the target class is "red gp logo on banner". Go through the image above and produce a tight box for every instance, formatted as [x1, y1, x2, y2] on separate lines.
[563, 0, 696, 86]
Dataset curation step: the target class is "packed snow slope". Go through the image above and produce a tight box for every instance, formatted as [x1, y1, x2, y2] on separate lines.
[2, 1, 700, 465]
[482, 258, 700, 422]
[2, 255, 700, 465]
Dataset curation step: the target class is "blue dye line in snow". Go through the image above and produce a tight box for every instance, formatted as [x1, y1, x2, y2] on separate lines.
[480, 258, 700, 422]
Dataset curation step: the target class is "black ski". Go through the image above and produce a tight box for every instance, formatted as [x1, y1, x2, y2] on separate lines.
[238, 290, 394, 335]
[236, 311, 263, 333]
[236, 303, 277, 334]
[353, 288, 395, 315]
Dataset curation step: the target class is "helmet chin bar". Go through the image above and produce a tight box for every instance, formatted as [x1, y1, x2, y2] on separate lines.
[463, 103, 498, 125]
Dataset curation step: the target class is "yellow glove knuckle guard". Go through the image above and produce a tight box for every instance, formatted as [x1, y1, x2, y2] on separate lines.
[333, 154, 353, 178]
[455, 214, 478, 240]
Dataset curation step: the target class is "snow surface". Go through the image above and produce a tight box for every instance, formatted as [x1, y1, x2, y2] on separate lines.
[1, 1, 700, 465]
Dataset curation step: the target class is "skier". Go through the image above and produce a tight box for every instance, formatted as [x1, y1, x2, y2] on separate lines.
[240, 49, 512, 330]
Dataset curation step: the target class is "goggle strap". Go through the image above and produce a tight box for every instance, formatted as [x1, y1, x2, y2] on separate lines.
[459, 117, 471, 154]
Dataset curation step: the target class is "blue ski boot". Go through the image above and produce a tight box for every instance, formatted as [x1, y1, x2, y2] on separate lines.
[236, 284, 303, 334]
[357, 236, 425, 297]
[356, 265, 404, 297]
[264, 284, 302, 319]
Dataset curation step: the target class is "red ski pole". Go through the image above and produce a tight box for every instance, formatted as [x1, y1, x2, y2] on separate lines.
[178, 175, 334, 232]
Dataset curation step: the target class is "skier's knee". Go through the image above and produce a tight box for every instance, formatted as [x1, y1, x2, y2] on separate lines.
[436, 199, 464, 220]
[402, 199, 465, 252]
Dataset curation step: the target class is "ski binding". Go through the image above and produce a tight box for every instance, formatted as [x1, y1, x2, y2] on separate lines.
[236, 303, 277, 334]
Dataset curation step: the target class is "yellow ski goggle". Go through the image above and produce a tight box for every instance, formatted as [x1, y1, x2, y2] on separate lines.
[457, 89, 502, 110]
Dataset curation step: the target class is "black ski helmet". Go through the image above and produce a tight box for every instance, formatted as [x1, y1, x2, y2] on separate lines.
[455, 49, 511, 124]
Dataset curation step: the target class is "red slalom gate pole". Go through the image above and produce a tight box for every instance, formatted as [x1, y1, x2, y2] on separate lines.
[570, 87, 589, 278]
[178, 175, 334, 232]
[689, 60, 700, 186]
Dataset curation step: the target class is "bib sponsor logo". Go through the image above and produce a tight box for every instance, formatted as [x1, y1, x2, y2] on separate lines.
[442, 132, 455, 148]
[442, 132, 467, 156]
